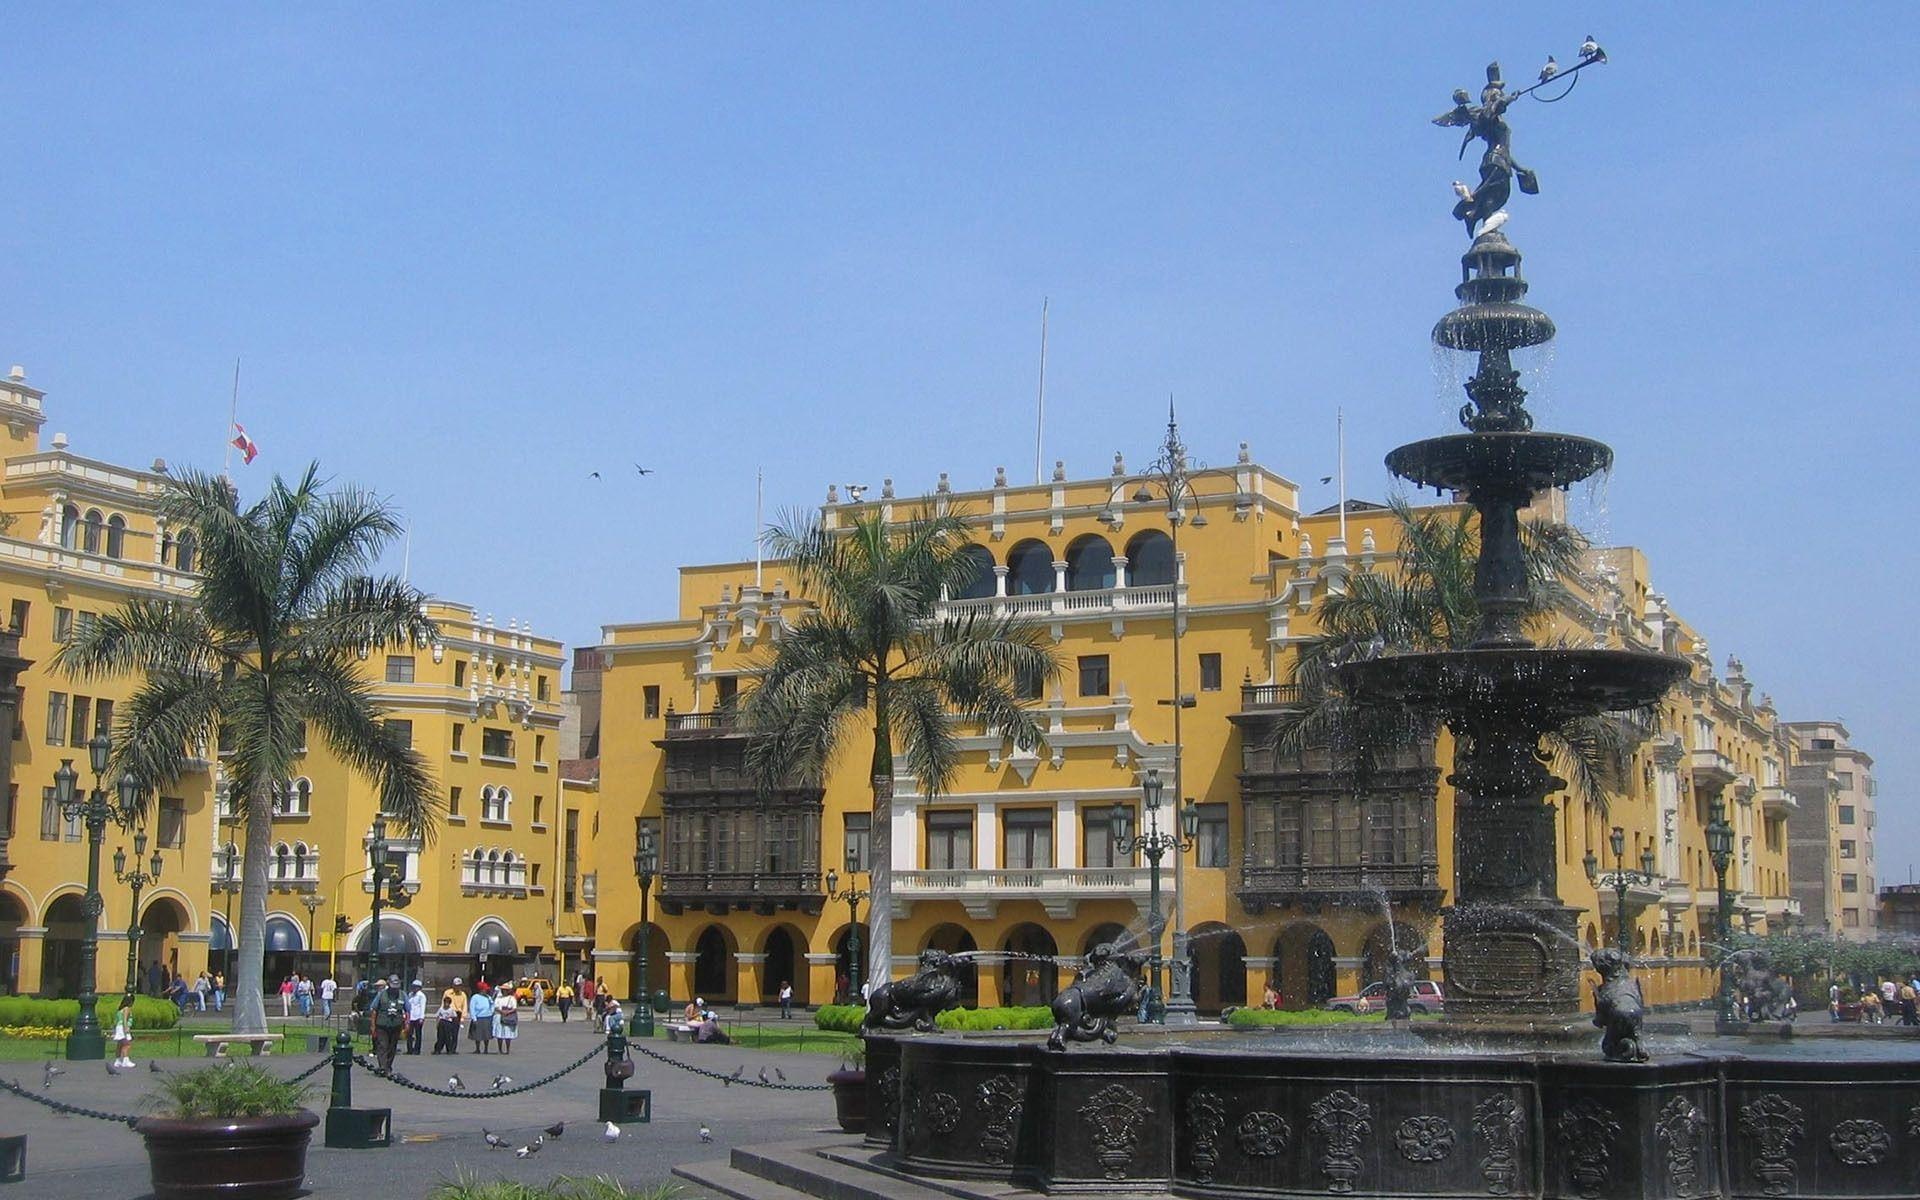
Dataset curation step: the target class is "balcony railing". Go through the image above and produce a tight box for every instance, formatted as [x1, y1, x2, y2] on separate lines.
[892, 866, 1150, 918]
[936, 582, 1179, 622]
[1759, 785, 1797, 817]
[1240, 683, 1304, 709]
[1238, 862, 1443, 908]
[1688, 748, 1738, 791]
[659, 869, 821, 905]
[664, 710, 741, 737]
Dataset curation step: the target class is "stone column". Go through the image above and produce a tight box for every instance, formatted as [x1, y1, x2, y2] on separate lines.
[665, 951, 697, 1006]
[13, 927, 44, 996]
[804, 952, 837, 1008]
[735, 951, 766, 1008]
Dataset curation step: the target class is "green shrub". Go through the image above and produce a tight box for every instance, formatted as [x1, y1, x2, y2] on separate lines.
[934, 1006, 1053, 1031]
[432, 1170, 680, 1200]
[145, 1063, 312, 1118]
[814, 1004, 865, 1034]
[0, 995, 177, 1031]
[1226, 1007, 1386, 1028]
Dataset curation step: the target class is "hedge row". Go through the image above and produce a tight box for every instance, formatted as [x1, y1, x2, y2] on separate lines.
[0, 995, 180, 1031]
[815, 1004, 1058, 1033]
[1225, 1007, 1385, 1027]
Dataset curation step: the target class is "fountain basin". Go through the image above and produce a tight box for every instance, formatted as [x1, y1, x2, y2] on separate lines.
[1340, 647, 1688, 723]
[1387, 431, 1611, 494]
[870, 1032, 1920, 1199]
[1432, 300, 1557, 351]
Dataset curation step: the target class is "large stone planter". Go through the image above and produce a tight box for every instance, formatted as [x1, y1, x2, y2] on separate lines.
[828, 1068, 867, 1134]
[136, 1109, 320, 1200]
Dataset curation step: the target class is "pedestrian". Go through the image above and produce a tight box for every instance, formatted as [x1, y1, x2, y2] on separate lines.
[296, 974, 314, 1018]
[495, 987, 519, 1055]
[112, 991, 138, 1069]
[147, 961, 163, 996]
[779, 980, 793, 1019]
[1902, 982, 1918, 1027]
[213, 970, 225, 1012]
[433, 995, 460, 1054]
[193, 971, 210, 1012]
[1263, 981, 1279, 1010]
[405, 979, 427, 1054]
[279, 975, 294, 1018]
[441, 977, 469, 1052]
[468, 981, 496, 1053]
[169, 975, 191, 1011]
[684, 997, 703, 1023]
[556, 980, 574, 1023]
[531, 979, 546, 1022]
[320, 974, 337, 1018]
[370, 974, 407, 1073]
[603, 998, 623, 1035]
[581, 976, 596, 1009]
[835, 971, 849, 1004]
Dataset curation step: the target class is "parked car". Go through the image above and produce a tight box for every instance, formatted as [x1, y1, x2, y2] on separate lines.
[1325, 980, 1444, 1015]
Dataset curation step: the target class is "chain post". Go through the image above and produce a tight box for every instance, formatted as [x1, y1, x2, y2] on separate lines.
[330, 1030, 354, 1110]
[604, 1012, 628, 1090]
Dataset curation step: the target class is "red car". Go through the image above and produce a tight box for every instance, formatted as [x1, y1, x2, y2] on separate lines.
[1325, 980, 1445, 1015]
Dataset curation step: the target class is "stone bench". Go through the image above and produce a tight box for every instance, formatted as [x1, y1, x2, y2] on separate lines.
[666, 1024, 697, 1043]
[193, 1033, 278, 1058]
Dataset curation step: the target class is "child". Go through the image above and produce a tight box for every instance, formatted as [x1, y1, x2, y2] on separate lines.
[112, 992, 137, 1068]
[433, 997, 460, 1054]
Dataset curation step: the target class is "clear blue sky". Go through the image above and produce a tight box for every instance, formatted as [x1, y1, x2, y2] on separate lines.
[6, 7, 1916, 882]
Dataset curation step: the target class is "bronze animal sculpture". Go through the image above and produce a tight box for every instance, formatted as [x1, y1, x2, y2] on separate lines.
[1723, 949, 1793, 1022]
[1048, 942, 1149, 1051]
[1590, 947, 1648, 1062]
[863, 949, 965, 1032]
[1383, 948, 1420, 1021]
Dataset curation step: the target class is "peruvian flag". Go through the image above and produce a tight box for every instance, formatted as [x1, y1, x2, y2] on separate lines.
[230, 423, 260, 465]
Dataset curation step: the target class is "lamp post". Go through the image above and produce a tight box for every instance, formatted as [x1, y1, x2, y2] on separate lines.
[632, 825, 658, 1036]
[1707, 798, 1737, 1028]
[111, 797, 162, 1004]
[220, 842, 239, 978]
[1111, 766, 1199, 1023]
[1598, 826, 1659, 956]
[55, 735, 129, 1060]
[363, 815, 411, 985]
[826, 847, 869, 1002]
[299, 892, 325, 978]
[1099, 405, 1214, 1023]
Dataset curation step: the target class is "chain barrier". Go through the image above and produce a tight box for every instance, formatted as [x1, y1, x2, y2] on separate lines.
[0, 1051, 334, 1128]
[627, 1041, 829, 1091]
[351, 1042, 603, 1098]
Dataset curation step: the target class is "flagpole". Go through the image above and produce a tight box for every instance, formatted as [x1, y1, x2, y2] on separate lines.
[1337, 407, 1347, 546]
[223, 357, 242, 479]
[755, 467, 764, 590]
[1033, 298, 1049, 486]
[402, 522, 412, 585]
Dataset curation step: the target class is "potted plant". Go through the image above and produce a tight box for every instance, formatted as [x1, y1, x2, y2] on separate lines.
[135, 1063, 319, 1200]
[827, 1044, 866, 1134]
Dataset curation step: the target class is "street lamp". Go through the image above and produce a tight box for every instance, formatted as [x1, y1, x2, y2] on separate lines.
[1099, 405, 1216, 1024]
[299, 892, 326, 976]
[1598, 826, 1660, 956]
[1111, 766, 1199, 1023]
[826, 846, 869, 1003]
[55, 735, 131, 1060]
[364, 814, 411, 985]
[1706, 797, 1737, 1028]
[111, 780, 161, 1006]
[631, 824, 658, 1036]
[220, 842, 239, 978]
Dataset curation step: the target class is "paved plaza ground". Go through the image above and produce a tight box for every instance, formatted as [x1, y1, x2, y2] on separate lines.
[0, 1014, 840, 1199]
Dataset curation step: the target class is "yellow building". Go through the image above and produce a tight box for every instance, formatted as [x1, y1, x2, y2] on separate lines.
[587, 453, 1801, 1014]
[0, 364, 571, 997]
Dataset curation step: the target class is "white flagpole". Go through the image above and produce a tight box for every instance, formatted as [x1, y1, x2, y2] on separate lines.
[755, 467, 764, 589]
[1033, 298, 1049, 486]
[1337, 407, 1348, 546]
[402, 521, 412, 585]
[223, 356, 241, 479]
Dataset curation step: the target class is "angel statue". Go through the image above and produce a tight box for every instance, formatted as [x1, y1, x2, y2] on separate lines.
[1434, 62, 1540, 237]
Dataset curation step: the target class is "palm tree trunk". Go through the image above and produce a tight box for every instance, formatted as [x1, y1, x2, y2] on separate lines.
[867, 681, 894, 993]
[229, 778, 276, 1034]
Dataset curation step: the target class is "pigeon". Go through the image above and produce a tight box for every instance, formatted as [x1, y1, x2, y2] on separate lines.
[543, 1122, 565, 1139]
[105, 1060, 122, 1076]
[773, 1067, 786, 1083]
[844, 484, 868, 502]
[42, 1063, 63, 1087]
[758, 1067, 771, 1085]
[447, 1074, 466, 1091]
[1580, 35, 1607, 64]
[1480, 211, 1509, 237]
[725, 1065, 745, 1086]
[1318, 475, 1333, 485]
[484, 1130, 509, 1150]
[634, 464, 654, 475]
[1451, 181, 1472, 203]
[603, 1121, 622, 1142]
[148, 1061, 163, 1073]
[1538, 55, 1559, 83]
[515, 1136, 543, 1159]
[699, 1124, 714, 1144]
[490, 1074, 513, 1090]
[589, 471, 601, 479]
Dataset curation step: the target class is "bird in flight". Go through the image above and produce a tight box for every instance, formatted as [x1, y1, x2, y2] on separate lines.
[589, 471, 601, 479]
[845, 484, 868, 502]
[635, 464, 654, 475]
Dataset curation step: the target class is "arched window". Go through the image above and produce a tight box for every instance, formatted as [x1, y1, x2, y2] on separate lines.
[59, 505, 79, 550]
[1065, 534, 1116, 591]
[293, 842, 310, 878]
[105, 515, 127, 559]
[273, 843, 292, 879]
[954, 545, 996, 600]
[1005, 539, 1055, 596]
[486, 850, 501, 886]
[294, 778, 311, 814]
[82, 510, 103, 554]
[174, 530, 197, 573]
[1125, 530, 1175, 586]
[502, 851, 519, 888]
[264, 916, 303, 952]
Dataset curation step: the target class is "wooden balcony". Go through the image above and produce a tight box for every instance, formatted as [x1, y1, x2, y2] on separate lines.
[664, 710, 742, 738]
[1239, 682, 1305, 710]
[658, 869, 823, 916]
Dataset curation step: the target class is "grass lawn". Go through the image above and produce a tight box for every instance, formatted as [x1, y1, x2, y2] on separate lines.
[0, 1022, 366, 1061]
[634, 1018, 860, 1058]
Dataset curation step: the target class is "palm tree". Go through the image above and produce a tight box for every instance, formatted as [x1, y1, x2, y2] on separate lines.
[744, 507, 1058, 991]
[1273, 496, 1636, 805]
[57, 465, 438, 1034]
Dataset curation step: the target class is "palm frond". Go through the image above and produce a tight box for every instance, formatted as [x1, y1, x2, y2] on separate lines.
[109, 668, 223, 788]
[53, 597, 223, 680]
[889, 677, 963, 798]
[297, 575, 438, 655]
[290, 652, 439, 839]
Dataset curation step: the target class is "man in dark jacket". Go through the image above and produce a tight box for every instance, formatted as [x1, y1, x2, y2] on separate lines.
[370, 974, 408, 1072]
